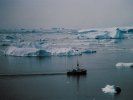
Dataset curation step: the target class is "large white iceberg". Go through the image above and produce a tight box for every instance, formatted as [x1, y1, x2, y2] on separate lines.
[5, 46, 96, 56]
[5, 46, 50, 56]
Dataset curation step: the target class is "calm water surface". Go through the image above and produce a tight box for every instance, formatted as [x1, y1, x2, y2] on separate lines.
[0, 39, 133, 100]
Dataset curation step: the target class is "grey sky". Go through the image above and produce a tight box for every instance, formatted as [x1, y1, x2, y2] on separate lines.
[0, 0, 133, 29]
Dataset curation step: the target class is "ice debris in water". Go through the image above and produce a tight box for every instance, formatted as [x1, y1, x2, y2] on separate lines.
[102, 85, 116, 94]
[102, 85, 121, 94]
[116, 62, 133, 68]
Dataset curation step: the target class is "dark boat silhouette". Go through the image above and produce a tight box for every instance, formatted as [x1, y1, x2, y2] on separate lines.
[67, 60, 87, 75]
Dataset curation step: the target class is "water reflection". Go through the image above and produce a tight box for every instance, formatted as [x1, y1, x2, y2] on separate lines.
[67, 75, 87, 91]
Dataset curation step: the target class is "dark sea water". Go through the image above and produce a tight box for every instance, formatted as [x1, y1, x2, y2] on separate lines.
[0, 39, 133, 100]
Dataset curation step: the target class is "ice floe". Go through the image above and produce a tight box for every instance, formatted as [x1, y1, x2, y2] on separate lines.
[116, 62, 133, 68]
[102, 85, 121, 94]
[102, 85, 116, 94]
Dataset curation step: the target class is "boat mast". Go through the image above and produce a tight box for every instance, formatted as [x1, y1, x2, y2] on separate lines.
[65, 56, 68, 70]
[77, 59, 79, 69]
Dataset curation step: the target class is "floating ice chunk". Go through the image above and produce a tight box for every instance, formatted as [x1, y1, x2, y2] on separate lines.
[102, 85, 116, 94]
[116, 62, 133, 68]
[102, 85, 121, 94]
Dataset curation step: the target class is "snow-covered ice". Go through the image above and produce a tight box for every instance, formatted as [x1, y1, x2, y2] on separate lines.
[78, 27, 125, 39]
[0, 26, 133, 56]
[5, 46, 96, 56]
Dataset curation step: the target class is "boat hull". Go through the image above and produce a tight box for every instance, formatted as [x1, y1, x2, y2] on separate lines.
[67, 70, 87, 75]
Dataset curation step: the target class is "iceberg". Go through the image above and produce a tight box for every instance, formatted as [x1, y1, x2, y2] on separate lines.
[5, 46, 51, 56]
[114, 28, 124, 39]
[5, 46, 96, 56]
[78, 27, 125, 39]
[116, 62, 133, 68]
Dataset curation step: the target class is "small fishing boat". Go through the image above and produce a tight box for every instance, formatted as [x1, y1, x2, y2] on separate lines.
[67, 60, 87, 75]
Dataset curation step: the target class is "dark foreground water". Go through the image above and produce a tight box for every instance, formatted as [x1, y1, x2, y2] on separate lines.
[0, 39, 133, 100]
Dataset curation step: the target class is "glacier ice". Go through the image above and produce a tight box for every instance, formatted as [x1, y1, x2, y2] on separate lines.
[116, 62, 133, 68]
[0, 26, 133, 56]
[78, 27, 125, 39]
[5, 46, 96, 56]
[5, 46, 51, 56]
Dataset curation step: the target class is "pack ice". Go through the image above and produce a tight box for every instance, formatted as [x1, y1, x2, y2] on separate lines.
[0, 26, 133, 56]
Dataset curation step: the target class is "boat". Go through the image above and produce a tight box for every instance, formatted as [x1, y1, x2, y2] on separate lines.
[67, 60, 87, 75]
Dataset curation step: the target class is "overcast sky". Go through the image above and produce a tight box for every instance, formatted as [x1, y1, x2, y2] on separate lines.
[0, 0, 133, 29]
